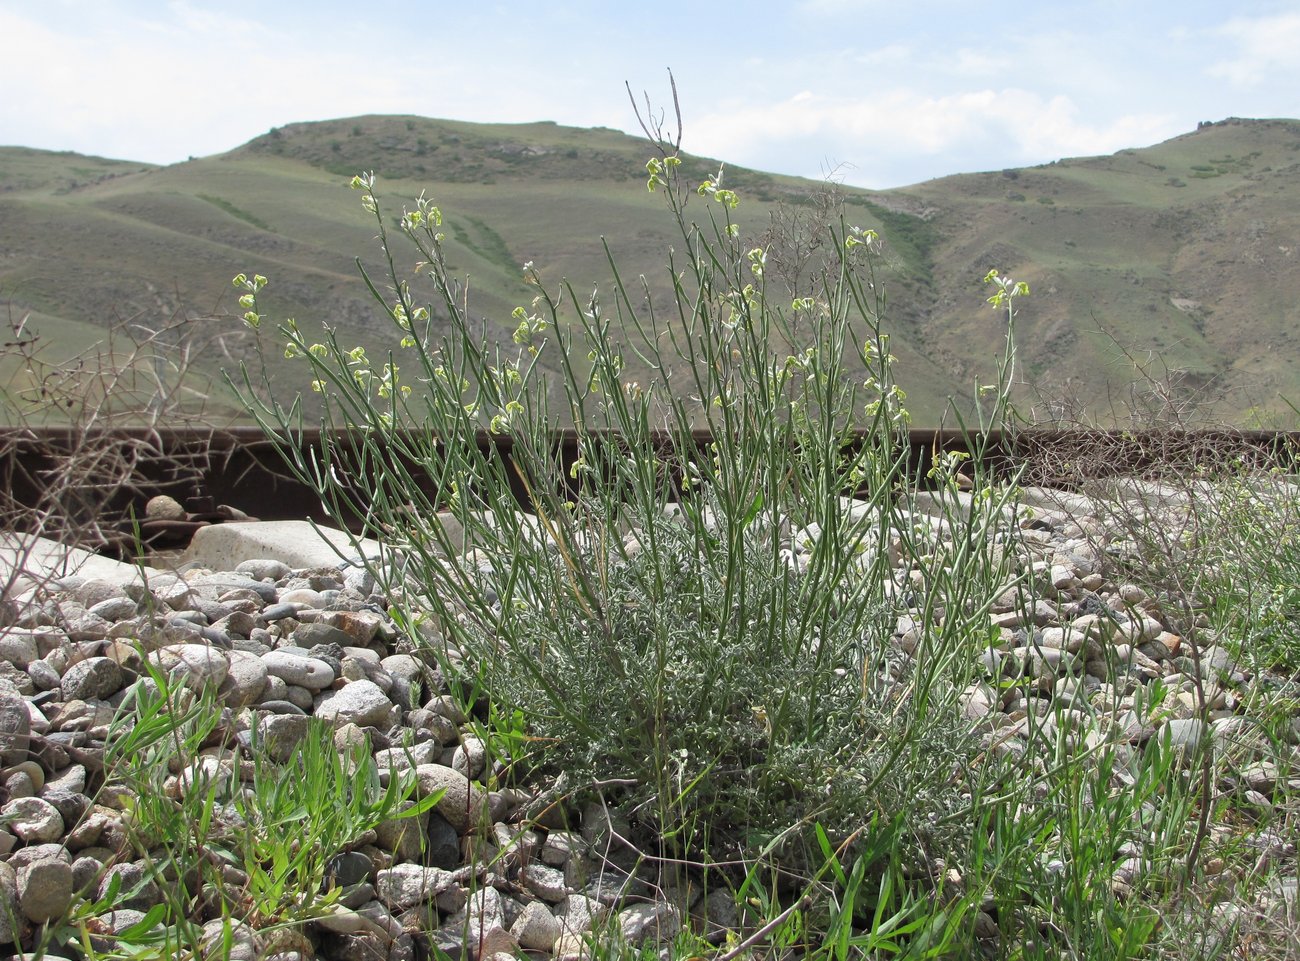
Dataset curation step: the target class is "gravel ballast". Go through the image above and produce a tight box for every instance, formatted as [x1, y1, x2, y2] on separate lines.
[0, 484, 1297, 959]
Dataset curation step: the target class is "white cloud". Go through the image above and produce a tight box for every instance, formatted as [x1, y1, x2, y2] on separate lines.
[691, 88, 1178, 187]
[1207, 12, 1300, 86]
[853, 43, 913, 67]
[0, 6, 452, 162]
[162, 0, 265, 39]
[0, 0, 1287, 188]
[947, 48, 1012, 77]
[795, 0, 885, 13]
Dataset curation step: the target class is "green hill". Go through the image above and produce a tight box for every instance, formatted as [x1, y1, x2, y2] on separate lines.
[3, 115, 1298, 426]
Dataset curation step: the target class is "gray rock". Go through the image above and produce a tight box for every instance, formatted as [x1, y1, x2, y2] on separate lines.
[321, 610, 386, 644]
[0, 694, 31, 764]
[201, 918, 263, 961]
[556, 892, 603, 938]
[456, 887, 512, 951]
[1199, 644, 1245, 678]
[367, 911, 410, 946]
[257, 714, 311, 763]
[540, 831, 585, 867]
[41, 788, 90, 827]
[343, 566, 375, 595]
[425, 812, 461, 869]
[261, 602, 301, 622]
[192, 598, 233, 623]
[315, 679, 395, 728]
[96, 861, 159, 910]
[211, 610, 258, 638]
[521, 863, 569, 903]
[193, 573, 279, 604]
[66, 807, 125, 851]
[63, 609, 112, 641]
[314, 906, 390, 939]
[0, 862, 17, 945]
[373, 740, 438, 774]
[87, 596, 139, 622]
[452, 735, 487, 779]
[60, 656, 124, 701]
[4, 770, 34, 799]
[71, 856, 103, 894]
[261, 674, 289, 701]
[262, 650, 336, 689]
[340, 646, 382, 676]
[374, 805, 426, 862]
[17, 858, 73, 922]
[218, 649, 269, 706]
[2, 796, 65, 843]
[5, 841, 69, 870]
[0, 631, 40, 668]
[386, 676, 415, 711]
[376, 864, 460, 910]
[68, 579, 125, 609]
[27, 658, 63, 691]
[44, 763, 88, 795]
[279, 588, 326, 607]
[511, 899, 560, 951]
[4, 765, 37, 803]
[1162, 718, 1208, 754]
[257, 699, 307, 716]
[292, 621, 355, 649]
[283, 684, 316, 710]
[705, 887, 738, 930]
[380, 654, 425, 685]
[327, 851, 374, 891]
[148, 644, 230, 690]
[618, 900, 682, 946]
[960, 683, 996, 721]
[406, 709, 459, 745]
[145, 495, 187, 521]
[157, 618, 206, 645]
[339, 882, 376, 911]
[304, 645, 344, 679]
[137, 575, 189, 609]
[236, 559, 292, 582]
[425, 694, 468, 725]
[414, 764, 487, 833]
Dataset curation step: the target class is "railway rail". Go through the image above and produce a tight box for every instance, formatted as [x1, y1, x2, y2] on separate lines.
[3, 426, 1299, 555]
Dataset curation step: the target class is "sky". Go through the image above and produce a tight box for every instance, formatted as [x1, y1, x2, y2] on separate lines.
[2, 0, 1298, 190]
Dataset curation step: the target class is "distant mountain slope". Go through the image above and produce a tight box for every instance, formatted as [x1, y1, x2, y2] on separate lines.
[896, 117, 1300, 423]
[3, 115, 1297, 425]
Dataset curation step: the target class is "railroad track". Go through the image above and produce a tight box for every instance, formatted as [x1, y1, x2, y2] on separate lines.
[3, 426, 1298, 554]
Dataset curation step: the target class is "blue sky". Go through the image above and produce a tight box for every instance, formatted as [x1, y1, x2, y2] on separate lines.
[3, 0, 1298, 189]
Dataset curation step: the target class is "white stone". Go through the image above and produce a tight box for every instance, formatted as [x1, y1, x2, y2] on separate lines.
[149, 644, 230, 690]
[618, 901, 681, 946]
[315, 680, 395, 728]
[521, 863, 569, 903]
[1, 797, 64, 843]
[376, 864, 460, 910]
[261, 650, 335, 689]
[182, 521, 383, 574]
[0, 533, 144, 594]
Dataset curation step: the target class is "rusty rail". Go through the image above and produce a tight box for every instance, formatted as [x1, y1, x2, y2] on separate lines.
[3, 426, 1298, 545]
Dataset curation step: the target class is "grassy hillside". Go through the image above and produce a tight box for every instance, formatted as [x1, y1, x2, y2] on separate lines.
[898, 117, 1300, 424]
[3, 115, 1298, 426]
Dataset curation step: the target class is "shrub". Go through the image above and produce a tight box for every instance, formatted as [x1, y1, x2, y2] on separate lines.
[233, 153, 1029, 883]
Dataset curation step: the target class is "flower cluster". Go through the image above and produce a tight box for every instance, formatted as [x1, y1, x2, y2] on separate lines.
[232, 272, 268, 328]
[644, 154, 681, 192]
